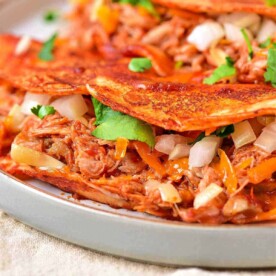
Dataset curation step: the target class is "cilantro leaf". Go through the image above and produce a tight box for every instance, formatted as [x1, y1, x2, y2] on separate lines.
[128, 57, 152, 73]
[259, 37, 271, 49]
[44, 10, 59, 23]
[264, 48, 276, 87]
[175, 61, 183, 69]
[215, 124, 234, 138]
[241, 28, 253, 59]
[38, 33, 58, 61]
[31, 105, 56, 119]
[119, 0, 158, 16]
[265, 0, 276, 6]
[92, 98, 155, 147]
[189, 124, 234, 145]
[203, 57, 236, 85]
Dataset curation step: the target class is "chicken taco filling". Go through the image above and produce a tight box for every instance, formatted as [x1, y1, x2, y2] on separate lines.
[0, 0, 276, 225]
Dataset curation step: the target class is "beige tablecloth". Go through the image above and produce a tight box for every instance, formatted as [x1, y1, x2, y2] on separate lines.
[0, 211, 275, 276]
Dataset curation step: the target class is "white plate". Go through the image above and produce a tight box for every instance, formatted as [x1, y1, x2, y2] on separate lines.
[0, 0, 275, 268]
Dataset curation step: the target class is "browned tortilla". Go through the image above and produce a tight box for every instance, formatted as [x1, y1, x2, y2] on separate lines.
[153, 0, 276, 18]
[1, 35, 276, 131]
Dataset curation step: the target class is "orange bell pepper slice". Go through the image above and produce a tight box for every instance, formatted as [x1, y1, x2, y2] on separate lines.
[218, 149, 238, 194]
[97, 5, 119, 34]
[114, 137, 129, 160]
[247, 157, 276, 184]
[133, 141, 165, 177]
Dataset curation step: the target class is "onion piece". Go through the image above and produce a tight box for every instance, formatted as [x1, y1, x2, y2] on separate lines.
[223, 23, 251, 42]
[218, 12, 260, 29]
[231, 121, 256, 149]
[257, 116, 275, 126]
[223, 196, 249, 217]
[51, 95, 88, 120]
[187, 22, 225, 52]
[11, 144, 65, 169]
[209, 46, 227, 66]
[169, 144, 191, 160]
[194, 183, 223, 209]
[257, 19, 276, 43]
[15, 35, 31, 56]
[155, 134, 190, 155]
[4, 104, 25, 133]
[158, 183, 182, 204]
[254, 122, 276, 153]
[189, 136, 221, 168]
[144, 179, 161, 194]
[21, 92, 51, 115]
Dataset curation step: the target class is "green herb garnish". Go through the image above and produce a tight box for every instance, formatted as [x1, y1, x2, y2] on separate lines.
[241, 28, 253, 59]
[119, 0, 158, 16]
[190, 125, 234, 145]
[203, 57, 236, 85]
[44, 10, 59, 23]
[128, 57, 152, 73]
[31, 105, 56, 119]
[265, 0, 276, 6]
[264, 48, 276, 87]
[38, 33, 58, 61]
[175, 61, 183, 69]
[92, 98, 155, 147]
[259, 37, 271, 49]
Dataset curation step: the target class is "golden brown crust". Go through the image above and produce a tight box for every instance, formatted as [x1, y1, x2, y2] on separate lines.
[1, 35, 276, 131]
[153, 0, 276, 18]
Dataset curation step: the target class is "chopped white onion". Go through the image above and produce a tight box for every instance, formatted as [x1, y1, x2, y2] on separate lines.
[254, 122, 276, 153]
[15, 35, 31, 56]
[144, 179, 161, 194]
[4, 104, 25, 133]
[257, 18, 276, 43]
[231, 120, 256, 149]
[158, 183, 182, 204]
[20, 92, 51, 115]
[155, 134, 190, 155]
[11, 144, 65, 169]
[209, 46, 227, 66]
[223, 23, 251, 42]
[218, 12, 260, 29]
[189, 136, 221, 168]
[51, 94, 88, 120]
[222, 196, 249, 216]
[169, 144, 191, 160]
[257, 116, 276, 126]
[187, 22, 225, 51]
[194, 183, 223, 209]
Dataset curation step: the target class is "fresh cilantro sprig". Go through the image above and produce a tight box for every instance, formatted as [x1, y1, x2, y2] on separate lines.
[190, 125, 234, 145]
[241, 28, 253, 59]
[128, 57, 152, 73]
[44, 10, 59, 23]
[203, 57, 236, 85]
[92, 98, 155, 147]
[265, 0, 276, 6]
[264, 47, 276, 87]
[31, 105, 56, 119]
[38, 33, 58, 61]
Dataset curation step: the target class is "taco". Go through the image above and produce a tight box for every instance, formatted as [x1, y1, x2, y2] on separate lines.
[0, 34, 275, 224]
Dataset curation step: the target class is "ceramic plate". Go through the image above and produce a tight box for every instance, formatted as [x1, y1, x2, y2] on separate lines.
[0, 0, 275, 268]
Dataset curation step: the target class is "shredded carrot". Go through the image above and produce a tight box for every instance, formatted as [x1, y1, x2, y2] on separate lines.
[133, 141, 165, 177]
[234, 157, 253, 171]
[97, 5, 119, 34]
[247, 157, 276, 185]
[114, 137, 129, 160]
[251, 208, 276, 222]
[165, 158, 189, 181]
[218, 149, 238, 194]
